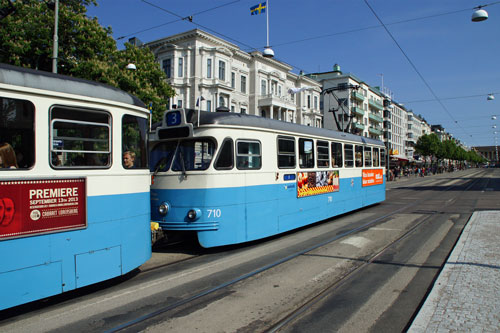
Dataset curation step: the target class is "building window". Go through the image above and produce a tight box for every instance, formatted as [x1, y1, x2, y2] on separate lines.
[162, 59, 171, 78]
[314, 96, 318, 109]
[231, 72, 235, 88]
[241, 107, 246, 114]
[177, 100, 182, 108]
[278, 85, 282, 96]
[307, 95, 311, 108]
[261, 80, 267, 95]
[177, 57, 183, 77]
[207, 58, 212, 78]
[219, 60, 225, 80]
[206, 100, 211, 112]
[241, 75, 247, 93]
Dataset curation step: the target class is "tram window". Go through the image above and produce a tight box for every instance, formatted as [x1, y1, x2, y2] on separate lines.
[331, 142, 343, 168]
[316, 141, 329, 168]
[364, 147, 372, 167]
[355, 145, 363, 167]
[344, 144, 354, 168]
[122, 115, 148, 169]
[172, 139, 215, 171]
[380, 149, 386, 167]
[299, 138, 314, 168]
[215, 138, 234, 170]
[150, 141, 177, 172]
[277, 136, 295, 168]
[373, 148, 380, 167]
[50, 106, 110, 168]
[236, 140, 261, 170]
[0, 97, 35, 169]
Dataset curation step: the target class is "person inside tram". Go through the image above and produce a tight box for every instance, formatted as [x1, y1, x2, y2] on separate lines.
[123, 151, 136, 168]
[0, 143, 18, 169]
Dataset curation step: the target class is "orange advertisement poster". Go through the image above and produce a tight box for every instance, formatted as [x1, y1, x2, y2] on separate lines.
[362, 169, 384, 187]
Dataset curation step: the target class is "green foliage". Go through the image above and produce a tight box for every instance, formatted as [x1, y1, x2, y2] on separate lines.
[415, 134, 483, 164]
[0, 0, 174, 122]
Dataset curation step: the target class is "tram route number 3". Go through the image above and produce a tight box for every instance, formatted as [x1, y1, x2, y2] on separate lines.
[207, 209, 222, 218]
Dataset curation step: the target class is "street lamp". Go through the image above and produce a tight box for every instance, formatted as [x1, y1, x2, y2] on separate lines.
[126, 63, 137, 70]
[472, 6, 488, 22]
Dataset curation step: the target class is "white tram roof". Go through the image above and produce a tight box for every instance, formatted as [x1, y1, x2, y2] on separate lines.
[176, 109, 384, 146]
[0, 63, 146, 108]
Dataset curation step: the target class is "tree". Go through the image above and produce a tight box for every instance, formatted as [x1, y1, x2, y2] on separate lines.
[0, 0, 174, 122]
[415, 133, 441, 165]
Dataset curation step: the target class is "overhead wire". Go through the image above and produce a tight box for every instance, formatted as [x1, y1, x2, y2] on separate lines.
[117, 0, 243, 40]
[139, 0, 311, 74]
[402, 92, 500, 104]
[363, 0, 473, 141]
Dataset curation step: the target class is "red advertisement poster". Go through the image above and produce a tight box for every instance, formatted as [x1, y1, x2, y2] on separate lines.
[0, 178, 86, 240]
[297, 171, 339, 198]
[362, 169, 384, 187]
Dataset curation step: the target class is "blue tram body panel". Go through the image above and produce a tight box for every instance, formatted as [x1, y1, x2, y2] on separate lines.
[151, 177, 385, 248]
[0, 191, 151, 310]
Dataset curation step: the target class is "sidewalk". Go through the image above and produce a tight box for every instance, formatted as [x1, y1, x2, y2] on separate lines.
[408, 211, 500, 332]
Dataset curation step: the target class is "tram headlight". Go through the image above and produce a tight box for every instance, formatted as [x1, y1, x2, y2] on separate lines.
[187, 208, 201, 221]
[158, 202, 170, 216]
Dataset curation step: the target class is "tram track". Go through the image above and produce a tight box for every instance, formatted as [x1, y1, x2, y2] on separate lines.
[0, 170, 485, 332]
[106, 171, 482, 332]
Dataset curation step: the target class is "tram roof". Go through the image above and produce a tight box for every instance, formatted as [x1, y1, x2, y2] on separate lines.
[183, 109, 384, 146]
[0, 63, 146, 108]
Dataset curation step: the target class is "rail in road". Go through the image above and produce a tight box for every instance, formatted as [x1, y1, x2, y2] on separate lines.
[0, 168, 497, 332]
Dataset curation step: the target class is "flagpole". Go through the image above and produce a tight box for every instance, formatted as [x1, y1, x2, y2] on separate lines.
[266, 0, 270, 48]
[263, 1, 274, 58]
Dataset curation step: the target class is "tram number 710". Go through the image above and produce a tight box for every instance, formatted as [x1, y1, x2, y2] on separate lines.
[207, 209, 222, 218]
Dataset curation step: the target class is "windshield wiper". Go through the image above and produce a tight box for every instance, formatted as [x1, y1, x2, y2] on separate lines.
[178, 149, 187, 180]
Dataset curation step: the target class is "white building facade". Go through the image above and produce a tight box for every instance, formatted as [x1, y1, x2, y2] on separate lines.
[145, 29, 322, 126]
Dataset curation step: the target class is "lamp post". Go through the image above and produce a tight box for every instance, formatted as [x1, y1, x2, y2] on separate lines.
[51, 0, 59, 73]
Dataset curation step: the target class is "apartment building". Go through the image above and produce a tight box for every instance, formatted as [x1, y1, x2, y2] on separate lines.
[307, 64, 383, 140]
[144, 29, 322, 126]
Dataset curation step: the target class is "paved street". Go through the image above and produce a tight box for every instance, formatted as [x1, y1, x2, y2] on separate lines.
[409, 210, 500, 332]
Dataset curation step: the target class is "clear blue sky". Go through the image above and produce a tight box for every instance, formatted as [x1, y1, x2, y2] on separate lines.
[86, 0, 500, 147]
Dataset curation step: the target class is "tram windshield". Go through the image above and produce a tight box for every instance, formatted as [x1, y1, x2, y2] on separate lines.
[150, 138, 215, 172]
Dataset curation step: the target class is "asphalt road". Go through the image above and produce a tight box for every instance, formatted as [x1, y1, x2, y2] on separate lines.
[0, 168, 497, 332]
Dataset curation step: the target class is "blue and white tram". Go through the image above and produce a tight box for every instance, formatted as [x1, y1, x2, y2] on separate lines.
[150, 108, 386, 248]
[0, 64, 151, 310]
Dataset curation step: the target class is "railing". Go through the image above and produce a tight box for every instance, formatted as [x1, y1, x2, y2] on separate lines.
[369, 99, 383, 110]
[369, 112, 383, 123]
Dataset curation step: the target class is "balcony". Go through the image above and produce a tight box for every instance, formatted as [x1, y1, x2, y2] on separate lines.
[368, 126, 383, 135]
[369, 99, 383, 110]
[369, 112, 383, 123]
[258, 94, 296, 109]
[351, 91, 365, 101]
[354, 123, 365, 130]
[352, 106, 364, 116]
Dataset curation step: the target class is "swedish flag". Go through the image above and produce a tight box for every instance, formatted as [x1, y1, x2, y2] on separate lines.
[250, 2, 266, 15]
